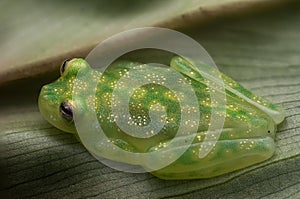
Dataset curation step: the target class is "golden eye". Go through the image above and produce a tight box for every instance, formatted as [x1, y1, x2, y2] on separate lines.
[60, 58, 72, 75]
[59, 101, 74, 122]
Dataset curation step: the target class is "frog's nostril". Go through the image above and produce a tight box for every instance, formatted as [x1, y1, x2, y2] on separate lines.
[39, 86, 53, 102]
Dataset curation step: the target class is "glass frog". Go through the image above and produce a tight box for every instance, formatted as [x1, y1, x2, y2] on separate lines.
[38, 57, 285, 180]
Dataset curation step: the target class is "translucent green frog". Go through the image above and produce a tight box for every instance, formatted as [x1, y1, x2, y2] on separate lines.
[38, 57, 284, 180]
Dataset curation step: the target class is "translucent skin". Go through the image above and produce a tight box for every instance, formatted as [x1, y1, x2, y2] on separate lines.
[38, 57, 285, 180]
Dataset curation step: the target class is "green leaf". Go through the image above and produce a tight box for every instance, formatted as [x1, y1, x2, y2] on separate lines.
[1, 1, 299, 198]
[0, 0, 289, 85]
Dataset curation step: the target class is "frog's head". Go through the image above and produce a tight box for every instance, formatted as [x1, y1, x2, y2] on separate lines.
[38, 58, 90, 134]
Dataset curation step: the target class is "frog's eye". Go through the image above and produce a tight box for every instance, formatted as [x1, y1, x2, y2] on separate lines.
[59, 101, 74, 122]
[60, 58, 72, 75]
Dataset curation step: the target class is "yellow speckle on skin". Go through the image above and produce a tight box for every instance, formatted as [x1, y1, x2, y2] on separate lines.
[164, 91, 177, 101]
